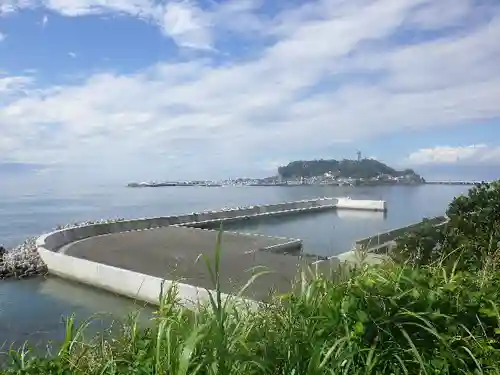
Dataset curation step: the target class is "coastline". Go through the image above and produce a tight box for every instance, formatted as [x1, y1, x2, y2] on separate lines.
[127, 180, 426, 188]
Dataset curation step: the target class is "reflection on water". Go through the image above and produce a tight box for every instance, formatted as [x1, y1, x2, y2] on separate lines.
[335, 209, 387, 221]
[38, 277, 151, 315]
[224, 209, 390, 256]
[0, 276, 153, 362]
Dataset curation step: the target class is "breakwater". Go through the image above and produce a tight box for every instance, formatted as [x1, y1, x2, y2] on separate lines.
[2, 197, 385, 282]
[0, 219, 126, 280]
[332, 216, 449, 265]
[353, 216, 448, 253]
[34, 197, 386, 304]
[38, 197, 386, 255]
[183, 197, 386, 228]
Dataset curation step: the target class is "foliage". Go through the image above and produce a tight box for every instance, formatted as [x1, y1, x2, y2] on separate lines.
[447, 181, 500, 246]
[3, 262, 500, 375]
[390, 218, 447, 266]
[262, 265, 500, 375]
[278, 158, 421, 180]
[392, 180, 500, 271]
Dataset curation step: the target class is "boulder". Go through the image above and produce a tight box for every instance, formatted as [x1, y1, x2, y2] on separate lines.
[0, 245, 7, 261]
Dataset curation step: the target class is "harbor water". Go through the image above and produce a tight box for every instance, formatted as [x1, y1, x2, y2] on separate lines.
[0, 183, 468, 357]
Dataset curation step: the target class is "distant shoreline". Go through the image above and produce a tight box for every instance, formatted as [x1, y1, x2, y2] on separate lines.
[126, 180, 487, 188]
[424, 181, 483, 186]
[127, 181, 425, 188]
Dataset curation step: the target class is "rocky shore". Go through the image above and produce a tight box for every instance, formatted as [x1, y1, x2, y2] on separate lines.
[0, 237, 48, 280]
[0, 218, 125, 281]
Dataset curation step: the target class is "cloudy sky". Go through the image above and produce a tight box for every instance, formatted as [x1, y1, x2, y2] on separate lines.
[1, 0, 500, 183]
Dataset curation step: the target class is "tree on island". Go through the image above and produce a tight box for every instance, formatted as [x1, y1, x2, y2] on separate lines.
[277, 158, 421, 180]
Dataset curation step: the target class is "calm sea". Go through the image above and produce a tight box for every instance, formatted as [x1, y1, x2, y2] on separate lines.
[0, 183, 468, 356]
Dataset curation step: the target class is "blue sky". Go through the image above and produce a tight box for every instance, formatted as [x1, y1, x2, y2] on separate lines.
[1, 0, 500, 183]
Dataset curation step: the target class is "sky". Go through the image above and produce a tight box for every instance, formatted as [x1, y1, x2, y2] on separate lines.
[1, 0, 500, 184]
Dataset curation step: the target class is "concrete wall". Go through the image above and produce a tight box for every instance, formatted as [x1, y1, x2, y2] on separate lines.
[355, 216, 448, 250]
[38, 242, 344, 307]
[336, 198, 386, 211]
[36, 197, 340, 251]
[36, 245, 254, 308]
[35, 196, 387, 306]
[36, 197, 387, 253]
[182, 198, 340, 228]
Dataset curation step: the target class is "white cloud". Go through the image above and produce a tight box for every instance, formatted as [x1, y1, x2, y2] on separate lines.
[68, 51, 77, 58]
[1, 0, 500, 181]
[0, 0, 267, 50]
[407, 0, 472, 29]
[0, 75, 33, 93]
[0, 32, 6, 41]
[407, 145, 500, 165]
[378, 17, 500, 92]
[0, 0, 265, 50]
[155, 0, 267, 49]
[160, 1, 213, 50]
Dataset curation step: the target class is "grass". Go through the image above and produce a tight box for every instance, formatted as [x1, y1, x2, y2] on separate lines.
[2, 228, 500, 374]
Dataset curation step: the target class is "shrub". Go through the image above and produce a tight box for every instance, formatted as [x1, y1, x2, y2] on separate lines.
[390, 218, 447, 266]
[254, 264, 500, 374]
[447, 181, 500, 240]
[4, 263, 500, 375]
[393, 180, 500, 271]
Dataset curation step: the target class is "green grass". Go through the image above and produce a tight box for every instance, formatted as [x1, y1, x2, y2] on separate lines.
[3, 226, 500, 374]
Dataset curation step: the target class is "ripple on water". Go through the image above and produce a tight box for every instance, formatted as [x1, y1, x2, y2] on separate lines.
[0, 276, 153, 362]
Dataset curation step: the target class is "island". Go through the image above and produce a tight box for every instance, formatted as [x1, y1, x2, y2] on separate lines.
[274, 158, 425, 186]
[127, 158, 424, 188]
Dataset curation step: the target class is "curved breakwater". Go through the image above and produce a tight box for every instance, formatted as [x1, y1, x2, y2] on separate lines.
[1, 197, 386, 281]
[0, 219, 126, 280]
[37, 197, 384, 255]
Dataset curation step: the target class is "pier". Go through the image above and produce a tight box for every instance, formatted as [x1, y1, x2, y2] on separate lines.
[36, 197, 386, 306]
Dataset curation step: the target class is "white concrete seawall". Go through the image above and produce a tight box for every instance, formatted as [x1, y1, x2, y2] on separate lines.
[36, 197, 386, 306]
[37, 246, 243, 308]
[334, 215, 448, 265]
[336, 197, 386, 211]
[37, 197, 387, 253]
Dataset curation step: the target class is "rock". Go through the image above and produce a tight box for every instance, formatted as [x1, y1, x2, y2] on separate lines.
[0, 237, 45, 280]
[0, 245, 6, 260]
[1, 217, 128, 281]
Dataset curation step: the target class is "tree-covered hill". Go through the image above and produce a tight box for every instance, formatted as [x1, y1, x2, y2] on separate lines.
[277, 158, 419, 179]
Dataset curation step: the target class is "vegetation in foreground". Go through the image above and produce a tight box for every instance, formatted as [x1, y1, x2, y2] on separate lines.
[2, 181, 500, 374]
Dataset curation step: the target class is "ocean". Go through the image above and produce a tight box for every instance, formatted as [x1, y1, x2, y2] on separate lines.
[0, 183, 468, 357]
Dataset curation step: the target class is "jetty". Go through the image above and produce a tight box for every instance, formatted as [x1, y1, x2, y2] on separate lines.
[36, 197, 386, 305]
